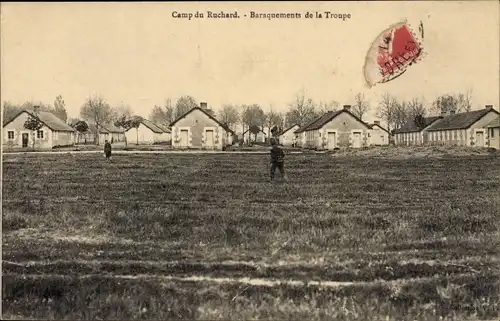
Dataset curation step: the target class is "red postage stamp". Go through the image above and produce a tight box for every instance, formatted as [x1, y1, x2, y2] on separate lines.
[364, 19, 426, 87]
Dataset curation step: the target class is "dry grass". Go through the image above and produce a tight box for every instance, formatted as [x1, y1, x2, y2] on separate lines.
[2, 152, 500, 320]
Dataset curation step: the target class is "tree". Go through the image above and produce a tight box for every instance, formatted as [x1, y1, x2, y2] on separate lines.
[285, 90, 318, 127]
[316, 100, 340, 114]
[113, 105, 132, 129]
[53, 95, 68, 122]
[456, 88, 473, 113]
[113, 104, 132, 122]
[377, 92, 398, 132]
[150, 99, 175, 126]
[3, 101, 23, 123]
[174, 95, 197, 119]
[249, 124, 261, 142]
[74, 120, 89, 144]
[128, 116, 143, 145]
[150, 99, 175, 127]
[3, 101, 53, 123]
[241, 104, 265, 141]
[431, 94, 457, 116]
[406, 97, 427, 122]
[218, 104, 239, 130]
[24, 106, 44, 148]
[352, 93, 370, 120]
[80, 95, 114, 145]
[393, 100, 409, 130]
[414, 114, 426, 130]
[270, 125, 282, 139]
[67, 118, 80, 126]
[264, 109, 284, 137]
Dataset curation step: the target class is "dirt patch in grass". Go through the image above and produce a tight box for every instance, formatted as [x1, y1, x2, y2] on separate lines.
[330, 146, 500, 158]
[3, 273, 499, 321]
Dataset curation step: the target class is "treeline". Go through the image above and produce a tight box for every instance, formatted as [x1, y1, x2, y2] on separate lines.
[3, 95, 68, 123]
[3, 88, 475, 141]
[376, 89, 473, 132]
[148, 90, 368, 137]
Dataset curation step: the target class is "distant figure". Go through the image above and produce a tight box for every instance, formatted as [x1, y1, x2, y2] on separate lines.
[104, 140, 112, 161]
[269, 138, 286, 181]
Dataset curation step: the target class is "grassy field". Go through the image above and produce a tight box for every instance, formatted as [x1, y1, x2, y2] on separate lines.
[2, 152, 500, 320]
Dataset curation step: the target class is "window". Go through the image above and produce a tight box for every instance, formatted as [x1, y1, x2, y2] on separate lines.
[7, 131, 14, 139]
[491, 129, 495, 138]
[37, 130, 44, 139]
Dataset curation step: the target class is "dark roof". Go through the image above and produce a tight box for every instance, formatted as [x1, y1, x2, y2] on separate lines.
[221, 123, 236, 135]
[486, 116, 499, 128]
[103, 123, 125, 133]
[242, 127, 267, 135]
[369, 123, 390, 134]
[88, 124, 110, 134]
[3, 110, 75, 132]
[140, 119, 164, 134]
[169, 106, 229, 130]
[297, 109, 371, 133]
[279, 124, 300, 136]
[154, 123, 172, 133]
[294, 117, 320, 134]
[426, 108, 499, 132]
[393, 116, 442, 134]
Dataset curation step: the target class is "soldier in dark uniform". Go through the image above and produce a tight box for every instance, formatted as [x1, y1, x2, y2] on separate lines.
[269, 138, 286, 181]
[104, 140, 112, 161]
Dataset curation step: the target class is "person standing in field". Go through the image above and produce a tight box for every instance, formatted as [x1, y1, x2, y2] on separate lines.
[104, 140, 112, 161]
[269, 138, 286, 181]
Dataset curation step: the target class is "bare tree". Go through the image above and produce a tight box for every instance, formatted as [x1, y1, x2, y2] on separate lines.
[53, 95, 68, 122]
[393, 100, 410, 130]
[264, 108, 284, 137]
[149, 99, 175, 126]
[285, 90, 318, 127]
[218, 104, 239, 129]
[456, 88, 473, 113]
[241, 104, 265, 141]
[352, 93, 370, 120]
[316, 100, 340, 114]
[113, 104, 132, 123]
[407, 97, 427, 119]
[2, 101, 22, 123]
[431, 94, 458, 116]
[80, 95, 114, 145]
[174, 95, 197, 119]
[377, 92, 398, 132]
[3, 101, 54, 123]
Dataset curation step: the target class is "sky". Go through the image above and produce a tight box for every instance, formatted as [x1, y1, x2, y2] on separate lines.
[1, 1, 499, 122]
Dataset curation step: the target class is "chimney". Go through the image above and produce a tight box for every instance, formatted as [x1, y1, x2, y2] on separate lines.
[485, 104, 493, 109]
[374, 120, 380, 125]
[343, 105, 351, 111]
[441, 110, 447, 117]
[449, 110, 456, 115]
[200, 102, 207, 109]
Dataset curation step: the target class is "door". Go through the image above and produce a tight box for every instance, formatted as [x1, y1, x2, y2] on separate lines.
[327, 132, 336, 150]
[475, 131, 484, 147]
[352, 132, 362, 148]
[205, 129, 214, 147]
[180, 130, 189, 147]
[22, 133, 29, 148]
